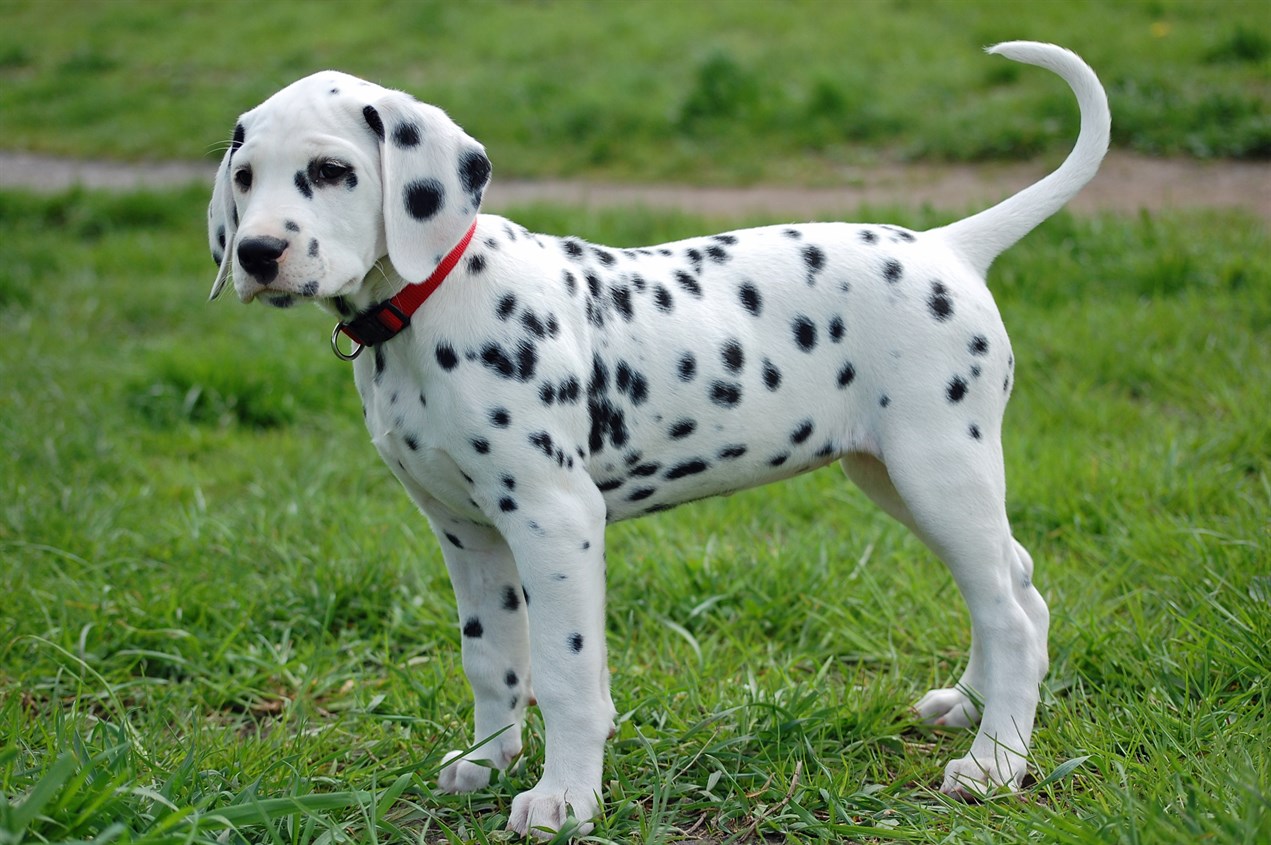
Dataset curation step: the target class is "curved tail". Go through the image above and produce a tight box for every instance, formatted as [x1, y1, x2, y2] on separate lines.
[935, 42, 1110, 276]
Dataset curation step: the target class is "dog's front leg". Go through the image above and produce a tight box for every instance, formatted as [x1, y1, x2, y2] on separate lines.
[425, 517, 532, 794]
[498, 482, 613, 839]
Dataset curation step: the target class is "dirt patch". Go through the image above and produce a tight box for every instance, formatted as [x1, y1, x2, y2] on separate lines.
[1, 149, 1266, 221]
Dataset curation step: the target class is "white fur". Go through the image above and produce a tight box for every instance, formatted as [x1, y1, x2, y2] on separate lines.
[207, 42, 1108, 838]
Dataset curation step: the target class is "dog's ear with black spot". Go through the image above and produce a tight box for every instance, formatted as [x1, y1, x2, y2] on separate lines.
[366, 93, 491, 281]
[207, 118, 247, 301]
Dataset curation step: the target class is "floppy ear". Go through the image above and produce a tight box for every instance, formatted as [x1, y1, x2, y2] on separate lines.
[365, 93, 491, 281]
[207, 120, 245, 301]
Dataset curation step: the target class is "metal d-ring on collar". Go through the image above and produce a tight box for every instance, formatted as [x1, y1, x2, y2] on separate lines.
[331, 324, 363, 361]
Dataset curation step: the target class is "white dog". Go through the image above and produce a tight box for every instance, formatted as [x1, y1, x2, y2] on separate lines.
[207, 41, 1108, 838]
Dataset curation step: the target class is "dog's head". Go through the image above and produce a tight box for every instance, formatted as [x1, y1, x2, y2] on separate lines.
[207, 71, 491, 307]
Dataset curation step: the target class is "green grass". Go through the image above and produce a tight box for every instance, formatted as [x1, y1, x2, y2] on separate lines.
[0, 0, 1268, 182]
[0, 187, 1268, 843]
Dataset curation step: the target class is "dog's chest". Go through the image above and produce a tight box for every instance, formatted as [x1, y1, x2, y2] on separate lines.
[354, 349, 487, 520]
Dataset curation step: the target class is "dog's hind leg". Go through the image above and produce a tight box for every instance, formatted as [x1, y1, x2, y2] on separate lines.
[844, 422, 1049, 795]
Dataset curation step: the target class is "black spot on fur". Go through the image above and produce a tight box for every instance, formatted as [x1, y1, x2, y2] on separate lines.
[769, 453, 789, 467]
[969, 424, 983, 440]
[669, 419, 696, 439]
[490, 407, 510, 427]
[802, 245, 825, 275]
[883, 260, 903, 283]
[718, 445, 747, 459]
[828, 316, 845, 342]
[928, 282, 954, 321]
[710, 381, 742, 407]
[665, 459, 709, 479]
[860, 229, 877, 244]
[791, 420, 814, 444]
[559, 377, 581, 403]
[970, 335, 990, 355]
[611, 286, 634, 321]
[496, 293, 517, 320]
[837, 362, 856, 387]
[403, 179, 444, 221]
[763, 359, 782, 391]
[793, 317, 817, 351]
[231, 122, 245, 151]
[514, 308, 545, 336]
[654, 285, 673, 312]
[499, 497, 518, 512]
[739, 282, 762, 316]
[463, 617, 483, 638]
[502, 586, 520, 611]
[459, 149, 491, 197]
[674, 270, 702, 297]
[627, 487, 656, 502]
[568, 633, 584, 653]
[294, 171, 313, 199]
[678, 353, 696, 382]
[362, 105, 384, 139]
[947, 375, 969, 403]
[392, 122, 421, 147]
[505, 669, 518, 687]
[444, 532, 463, 548]
[597, 478, 624, 492]
[529, 431, 554, 457]
[472, 438, 490, 454]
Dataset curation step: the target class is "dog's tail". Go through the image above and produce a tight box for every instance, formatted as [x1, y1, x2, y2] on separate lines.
[934, 42, 1109, 276]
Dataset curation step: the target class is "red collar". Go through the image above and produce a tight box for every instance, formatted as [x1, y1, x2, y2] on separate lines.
[331, 221, 478, 360]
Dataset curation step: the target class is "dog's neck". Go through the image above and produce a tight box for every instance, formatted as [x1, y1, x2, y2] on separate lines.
[325, 220, 479, 352]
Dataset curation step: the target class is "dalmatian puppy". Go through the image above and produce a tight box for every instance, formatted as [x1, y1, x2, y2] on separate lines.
[207, 42, 1108, 838]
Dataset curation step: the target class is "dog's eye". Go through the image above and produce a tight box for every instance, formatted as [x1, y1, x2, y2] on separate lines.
[233, 166, 253, 190]
[317, 161, 351, 181]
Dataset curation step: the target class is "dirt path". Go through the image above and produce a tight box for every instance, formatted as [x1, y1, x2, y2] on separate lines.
[1, 149, 1266, 221]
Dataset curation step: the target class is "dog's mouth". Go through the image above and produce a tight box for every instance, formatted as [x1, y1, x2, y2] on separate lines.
[238, 272, 364, 309]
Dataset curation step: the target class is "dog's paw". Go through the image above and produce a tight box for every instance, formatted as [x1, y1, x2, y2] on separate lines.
[507, 783, 598, 840]
[437, 750, 493, 793]
[939, 753, 1026, 800]
[914, 687, 980, 728]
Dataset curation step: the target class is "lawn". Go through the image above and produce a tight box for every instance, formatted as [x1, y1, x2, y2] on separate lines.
[1, 0, 1269, 841]
[0, 187, 1267, 843]
[0, 0, 1268, 181]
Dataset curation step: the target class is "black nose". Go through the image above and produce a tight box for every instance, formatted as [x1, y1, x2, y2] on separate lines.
[237, 236, 289, 283]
